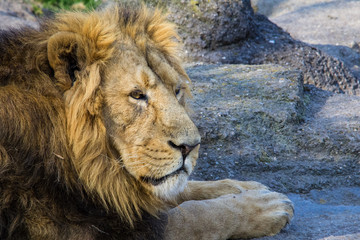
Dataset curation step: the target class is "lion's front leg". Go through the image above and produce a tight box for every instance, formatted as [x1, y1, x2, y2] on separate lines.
[165, 179, 294, 240]
[176, 179, 269, 203]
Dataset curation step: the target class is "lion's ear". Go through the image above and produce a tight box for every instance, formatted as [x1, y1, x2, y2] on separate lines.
[47, 32, 87, 90]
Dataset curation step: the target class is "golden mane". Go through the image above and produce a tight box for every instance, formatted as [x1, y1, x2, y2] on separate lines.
[0, 4, 189, 236]
[49, 4, 187, 224]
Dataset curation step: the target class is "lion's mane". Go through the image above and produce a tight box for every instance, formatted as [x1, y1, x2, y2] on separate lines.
[0, 5, 186, 239]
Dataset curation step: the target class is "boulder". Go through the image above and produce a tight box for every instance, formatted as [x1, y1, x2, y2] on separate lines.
[166, 0, 253, 50]
[0, 0, 38, 30]
[187, 64, 360, 193]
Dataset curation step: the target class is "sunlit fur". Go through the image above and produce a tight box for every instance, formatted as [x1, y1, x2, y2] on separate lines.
[0, 4, 200, 239]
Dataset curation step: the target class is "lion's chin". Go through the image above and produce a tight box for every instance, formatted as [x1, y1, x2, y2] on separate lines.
[151, 172, 189, 200]
[139, 159, 193, 200]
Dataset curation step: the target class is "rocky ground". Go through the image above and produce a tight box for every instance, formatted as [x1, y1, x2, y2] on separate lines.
[1, 0, 360, 239]
[0, 0, 37, 30]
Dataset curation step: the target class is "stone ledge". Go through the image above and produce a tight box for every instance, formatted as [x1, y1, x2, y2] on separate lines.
[187, 63, 303, 160]
[320, 234, 360, 240]
[187, 64, 360, 193]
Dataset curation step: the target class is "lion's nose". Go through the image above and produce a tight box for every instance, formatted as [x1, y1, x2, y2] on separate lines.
[168, 141, 200, 159]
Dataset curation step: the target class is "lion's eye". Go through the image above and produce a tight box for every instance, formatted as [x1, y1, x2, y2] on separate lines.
[175, 88, 181, 96]
[130, 90, 147, 100]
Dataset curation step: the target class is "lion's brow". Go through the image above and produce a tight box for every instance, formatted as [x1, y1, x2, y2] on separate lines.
[141, 70, 157, 88]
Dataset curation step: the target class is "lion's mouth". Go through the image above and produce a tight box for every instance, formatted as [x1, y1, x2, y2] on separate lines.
[141, 165, 187, 186]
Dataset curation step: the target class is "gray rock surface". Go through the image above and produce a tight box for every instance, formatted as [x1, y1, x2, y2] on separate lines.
[166, 0, 253, 50]
[187, 64, 360, 193]
[321, 233, 360, 240]
[0, 0, 38, 30]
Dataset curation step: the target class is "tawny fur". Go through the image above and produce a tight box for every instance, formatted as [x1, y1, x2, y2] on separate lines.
[0, 4, 196, 240]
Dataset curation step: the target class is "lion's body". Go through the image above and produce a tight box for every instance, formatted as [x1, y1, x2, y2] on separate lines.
[0, 4, 294, 240]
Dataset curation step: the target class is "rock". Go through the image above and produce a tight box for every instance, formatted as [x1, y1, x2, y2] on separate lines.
[320, 234, 360, 240]
[166, 0, 253, 50]
[0, 0, 38, 30]
[187, 64, 360, 193]
[188, 64, 304, 158]
[351, 41, 360, 51]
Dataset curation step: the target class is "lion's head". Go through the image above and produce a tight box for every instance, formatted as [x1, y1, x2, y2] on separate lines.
[43, 5, 200, 223]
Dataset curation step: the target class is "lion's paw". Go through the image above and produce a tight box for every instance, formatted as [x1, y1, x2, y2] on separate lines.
[226, 189, 294, 239]
[165, 188, 293, 240]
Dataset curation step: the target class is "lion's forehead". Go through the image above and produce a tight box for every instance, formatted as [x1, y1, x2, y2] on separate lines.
[105, 51, 181, 93]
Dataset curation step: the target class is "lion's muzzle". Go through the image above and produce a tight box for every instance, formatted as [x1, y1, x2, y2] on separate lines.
[168, 141, 200, 160]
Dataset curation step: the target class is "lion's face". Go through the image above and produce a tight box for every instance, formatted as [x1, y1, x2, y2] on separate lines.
[101, 47, 200, 199]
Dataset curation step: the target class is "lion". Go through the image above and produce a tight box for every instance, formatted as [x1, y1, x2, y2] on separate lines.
[0, 4, 294, 240]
